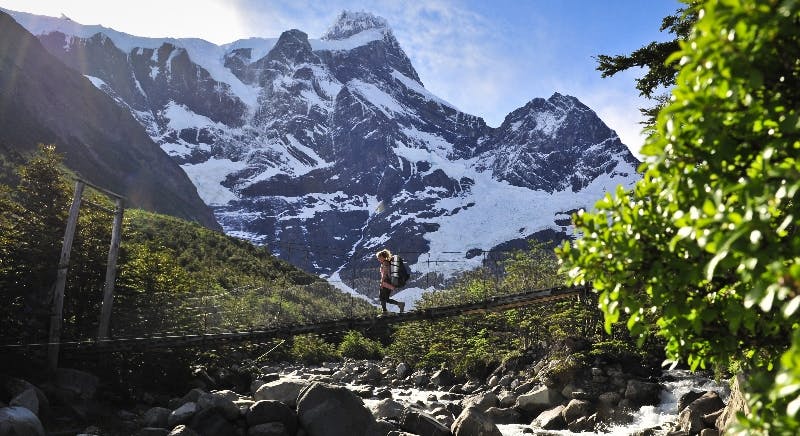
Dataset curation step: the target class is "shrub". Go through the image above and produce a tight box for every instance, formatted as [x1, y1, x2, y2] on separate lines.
[338, 330, 384, 360]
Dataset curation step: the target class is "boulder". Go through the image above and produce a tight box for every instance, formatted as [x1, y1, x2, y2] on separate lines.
[515, 386, 565, 416]
[562, 399, 592, 425]
[246, 400, 297, 434]
[567, 413, 598, 433]
[136, 429, 169, 436]
[411, 371, 430, 387]
[296, 382, 376, 436]
[370, 398, 406, 420]
[9, 389, 38, 416]
[431, 369, 456, 387]
[358, 365, 383, 384]
[677, 390, 705, 413]
[189, 408, 239, 436]
[54, 368, 99, 400]
[255, 380, 309, 408]
[167, 425, 199, 436]
[674, 391, 725, 435]
[396, 362, 410, 379]
[461, 392, 498, 412]
[624, 379, 661, 407]
[248, 422, 290, 436]
[143, 407, 172, 428]
[484, 407, 521, 425]
[167, 402, 198, 428]
[1, 378, 49, 415]
[0, 406, 45, 436]
[197, 391, 240, 420]
[451, 407, 502, 436]
[531, 405, 567, 431]
[401, 408, 451, 436]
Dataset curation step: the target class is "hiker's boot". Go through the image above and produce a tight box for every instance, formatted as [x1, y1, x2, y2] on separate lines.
[398, 302, 405, 313]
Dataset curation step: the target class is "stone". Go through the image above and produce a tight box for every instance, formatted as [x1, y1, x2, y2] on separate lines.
[699, 429, 719, 436]
[703, 409, 723, 426]
[461, 392, 498, 412]
[515, 386, 565, 416]
[246, 400, 297, 434]
[143, 407, 172, 428]
[54, 368, 99, 400]
[531, 405, 567, 430]
[248, 422, 290, 436]
[197, 392, 240, 420]
[370, 398, 405, 420]
[296, 382, 376, 436]
[411, 371, 430, 387]
[0, 406, 45, 436]
[567, 413, 598, 433]
[9, 389, 38, 416]
[431, 369, 456, 387]
[400, 408, 451, 436]
[561, 399, 592, 425]
[167, 425, 199, 436]
[181, 388, 206, 404]
[674, 391, 726, 435]
[167, 402, 198, 428]
[136, 428, 169, 436]
[677, 390, 705, 413]
[484, 407, 521, 425]
[2, 378, 49, 415]
[254, 380, 309, 408]
[451, 406, 502, 436]
[189, 408, 239, 436]
[397, 363, 411, 379]
[358, 365, 383, 384]
[624, 379, 661, 407]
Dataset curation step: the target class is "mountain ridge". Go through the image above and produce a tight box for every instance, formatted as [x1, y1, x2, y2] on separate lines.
[4, 8, 640, 302]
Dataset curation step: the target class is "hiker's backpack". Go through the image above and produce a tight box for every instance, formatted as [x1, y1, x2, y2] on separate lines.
[390, 254, 411, 287]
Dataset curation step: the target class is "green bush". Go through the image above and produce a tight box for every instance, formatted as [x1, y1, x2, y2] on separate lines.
[338, 330, 384, 360]
[291, 334, 338, 365]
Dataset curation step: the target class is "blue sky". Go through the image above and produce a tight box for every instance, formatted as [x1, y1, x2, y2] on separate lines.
[0, 0, 682, 154]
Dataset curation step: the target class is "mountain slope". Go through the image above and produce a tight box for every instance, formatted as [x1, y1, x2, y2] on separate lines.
[6, 9, 640, 300]
[0, 11, 219, 229]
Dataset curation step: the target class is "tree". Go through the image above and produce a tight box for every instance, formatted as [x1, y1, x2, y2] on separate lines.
[559, 0, 800, 433]
[595, 5, 697, 125]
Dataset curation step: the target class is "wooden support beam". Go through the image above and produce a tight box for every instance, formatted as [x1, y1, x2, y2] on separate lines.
[48, 180, 84, 371]
[98, 198, 124, 339]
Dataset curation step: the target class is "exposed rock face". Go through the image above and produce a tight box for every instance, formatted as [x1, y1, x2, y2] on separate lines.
[296, 382, 378, 436]
[0, 11, 219, 229]
[7, 8, 640, 298]
[451, 406, 502, 436]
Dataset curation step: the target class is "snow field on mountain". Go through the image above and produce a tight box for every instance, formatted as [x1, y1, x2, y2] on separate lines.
[181, 158, 246, 206]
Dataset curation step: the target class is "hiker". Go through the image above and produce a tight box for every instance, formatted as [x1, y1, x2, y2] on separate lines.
[376, 248, 405, 314]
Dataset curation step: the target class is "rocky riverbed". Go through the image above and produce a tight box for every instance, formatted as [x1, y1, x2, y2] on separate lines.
[0, 347, 740, 436]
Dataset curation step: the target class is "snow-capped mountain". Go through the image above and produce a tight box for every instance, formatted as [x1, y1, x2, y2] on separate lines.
[5, 9, 640, 299]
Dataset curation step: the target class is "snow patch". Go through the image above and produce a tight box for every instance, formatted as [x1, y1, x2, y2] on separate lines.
[181, 158, 246, 206]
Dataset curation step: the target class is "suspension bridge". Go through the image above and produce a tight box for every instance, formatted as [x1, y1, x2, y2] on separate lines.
[1, 285, 586, 356]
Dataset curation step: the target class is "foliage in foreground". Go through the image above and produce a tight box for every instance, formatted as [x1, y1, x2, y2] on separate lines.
[559, 0, 800, 433]
[388, 242, 643, 378]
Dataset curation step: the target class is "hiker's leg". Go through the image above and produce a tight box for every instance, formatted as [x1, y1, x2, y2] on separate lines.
[380, 287, 390, 312]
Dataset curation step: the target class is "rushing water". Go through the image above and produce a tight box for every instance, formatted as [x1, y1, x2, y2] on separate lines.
[361, 369, 729, 436]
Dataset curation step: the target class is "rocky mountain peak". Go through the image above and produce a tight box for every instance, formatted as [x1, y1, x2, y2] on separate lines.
[268, 28, 314, 64]
[322, 11, 390, 40]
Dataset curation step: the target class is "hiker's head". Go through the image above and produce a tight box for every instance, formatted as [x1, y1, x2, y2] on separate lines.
[376, 249, 391, 262]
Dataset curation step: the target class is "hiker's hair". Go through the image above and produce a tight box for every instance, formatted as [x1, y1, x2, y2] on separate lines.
[376, 248, 392, 260]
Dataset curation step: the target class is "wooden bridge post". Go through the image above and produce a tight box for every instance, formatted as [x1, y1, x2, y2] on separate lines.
[98, 197, 124, 340]
[48, 180, 85, 371]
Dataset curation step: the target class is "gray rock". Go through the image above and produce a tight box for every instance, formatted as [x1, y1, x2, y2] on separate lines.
[675, 391, 725, 435]
[143, 407, 172, 428]
[370, 398, 405, 420]
[561, 399, 592, 425]
[677, 390, 704, 413]
[431, 369, 456, 387]
[484, 407, 521, 425]
[0, 406, 45, 436]
[254, 380, 309, 408]
[451, 406, 502, 436]
[136, 428, 169, 436]
[567, 413, 598, 433]
[167, 425, 199, 436]
[246, 400, 297, 434]
[248, 422, 290, 436]
[515, 386, 564, 416]
[197, 391, 240, 420]
[699, 429, 719, 436]
[296, 382, 376, 436]
[2, 379, 48, 415]
[189, 408, 239, 436]
[531, 405, 567, 431]
[624, 379, 661, 407]
[401, 408, 451, 436]
[461, 392, 498, 412]
[9, 389, 38, 416]
[411, 371, 430, 387]
[54, 368, 99, 400]
[167, 402, 197, 428]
